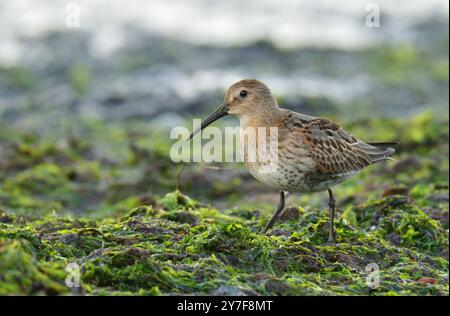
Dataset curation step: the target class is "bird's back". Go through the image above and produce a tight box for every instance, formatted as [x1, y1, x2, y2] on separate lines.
[279, 109, 396, 174]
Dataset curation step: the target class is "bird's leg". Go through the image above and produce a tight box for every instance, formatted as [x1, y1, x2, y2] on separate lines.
[260, 191, 286, 234]
[327, 189, 336, 244]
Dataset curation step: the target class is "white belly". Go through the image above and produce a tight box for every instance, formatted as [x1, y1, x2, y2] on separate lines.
[244, 159, 356, 193]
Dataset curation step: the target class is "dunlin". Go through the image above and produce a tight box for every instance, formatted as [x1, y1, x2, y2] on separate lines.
[188, 79, 397, 242]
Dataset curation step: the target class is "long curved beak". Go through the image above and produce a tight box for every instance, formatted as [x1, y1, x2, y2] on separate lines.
[188, 104, 229, 141]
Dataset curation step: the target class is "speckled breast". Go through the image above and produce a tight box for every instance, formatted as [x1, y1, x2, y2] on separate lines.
[242, 144, 354, 193]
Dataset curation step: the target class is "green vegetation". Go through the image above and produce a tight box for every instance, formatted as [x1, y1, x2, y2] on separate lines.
[0, 4, 447, 296]
[0, 111, 448, 295]
[69, 63, 92, 97]
[0, 189, 448, 295]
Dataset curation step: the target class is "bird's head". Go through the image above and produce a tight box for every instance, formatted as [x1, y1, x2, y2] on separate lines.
[188, 79, 278, 140]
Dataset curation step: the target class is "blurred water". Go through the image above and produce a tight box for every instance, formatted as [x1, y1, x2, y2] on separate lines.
[1, 0, 448, 54]
[0, 0, 448, 131]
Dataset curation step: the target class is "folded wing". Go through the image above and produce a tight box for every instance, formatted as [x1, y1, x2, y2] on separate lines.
[284, 112, 396, 175]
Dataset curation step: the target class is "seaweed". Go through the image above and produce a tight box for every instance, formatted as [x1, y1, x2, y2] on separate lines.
[0, 188, 448, 296]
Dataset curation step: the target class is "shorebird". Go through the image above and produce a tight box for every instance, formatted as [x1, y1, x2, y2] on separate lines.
[188, 79, 397, 243]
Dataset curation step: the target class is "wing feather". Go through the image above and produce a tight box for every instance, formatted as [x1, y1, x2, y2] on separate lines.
[281, 111, 395, 175]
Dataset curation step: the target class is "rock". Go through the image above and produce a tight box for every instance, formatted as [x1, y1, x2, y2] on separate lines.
[212, 285, 247, 296]
[416, 277, 437, 284]
[279, 207, 300, 221]
[264, 279, 292, 295]
[382, 187, 409, 197]
[0, 209, 12, 223]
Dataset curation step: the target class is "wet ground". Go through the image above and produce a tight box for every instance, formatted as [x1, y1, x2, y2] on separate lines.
[0, 0, 448, 295]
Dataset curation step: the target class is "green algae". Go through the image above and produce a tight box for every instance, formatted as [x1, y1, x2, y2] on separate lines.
[0, 240, 67, 295]
[69, 63, 92, 97]
[0, 190, 448, 296]
[350, 196, 447, 252]
[0, 13, 447, 296]
[0, 66, 37, 91]
[1, 111, 447, 216]
[0, 112, 448, 296]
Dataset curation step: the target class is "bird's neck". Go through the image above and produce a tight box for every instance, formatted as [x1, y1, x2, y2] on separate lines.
[239, 107, 284, 129]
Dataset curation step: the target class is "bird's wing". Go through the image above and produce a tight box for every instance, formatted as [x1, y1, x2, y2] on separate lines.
[281, 111, 373, 175]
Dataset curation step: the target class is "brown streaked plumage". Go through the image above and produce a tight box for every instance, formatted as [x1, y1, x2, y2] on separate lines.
[188, 79, 397, 243]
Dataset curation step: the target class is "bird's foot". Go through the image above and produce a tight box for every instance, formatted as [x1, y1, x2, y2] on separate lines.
[259, 227, 268, 235]
[326, 236, 336, 245]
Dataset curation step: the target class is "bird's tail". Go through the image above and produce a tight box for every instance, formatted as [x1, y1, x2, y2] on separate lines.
[363, 141, 399, 163]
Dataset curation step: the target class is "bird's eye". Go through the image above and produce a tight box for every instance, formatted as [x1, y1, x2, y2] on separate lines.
[239, 90, 248, 98]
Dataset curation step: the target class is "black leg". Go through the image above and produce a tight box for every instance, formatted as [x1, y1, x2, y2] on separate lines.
[327, 189, 336, 243]
[260, 191, 286, 234]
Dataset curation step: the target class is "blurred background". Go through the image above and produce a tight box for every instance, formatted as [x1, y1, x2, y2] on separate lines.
[0, 0, 448, 220]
